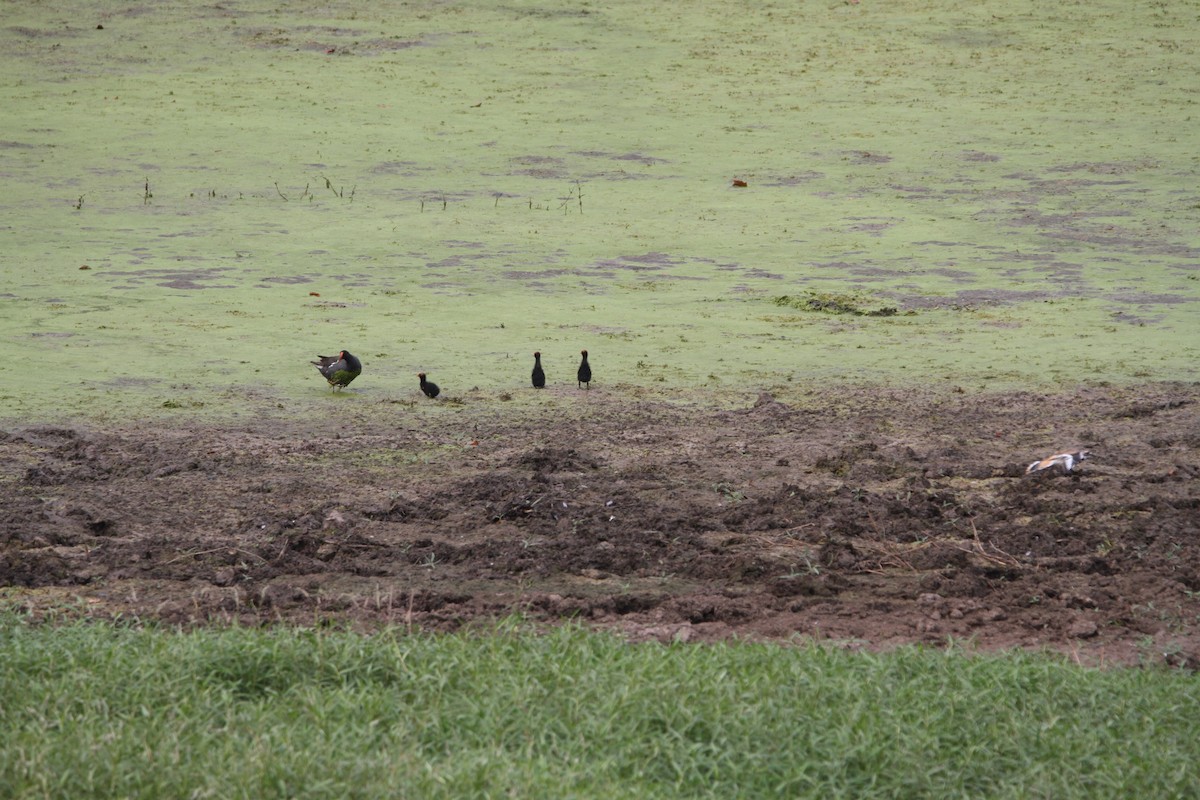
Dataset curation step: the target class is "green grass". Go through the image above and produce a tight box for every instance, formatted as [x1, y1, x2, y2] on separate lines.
[2, 615, 1197, 799]
[3, 0, 1199, 423]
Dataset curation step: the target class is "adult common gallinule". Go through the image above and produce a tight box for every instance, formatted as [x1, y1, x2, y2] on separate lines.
[312, 350, 362, 390]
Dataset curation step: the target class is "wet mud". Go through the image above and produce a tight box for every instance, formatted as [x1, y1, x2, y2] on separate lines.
[3, 383, 1198, 667]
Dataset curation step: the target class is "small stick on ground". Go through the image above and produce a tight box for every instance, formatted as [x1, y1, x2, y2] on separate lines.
[968, 518, 1022, 567]
[159, 546, 265, 566]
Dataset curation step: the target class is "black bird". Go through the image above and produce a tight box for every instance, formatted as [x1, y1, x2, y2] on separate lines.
[312, 350, 362, 390]
[418, 372, 440, 399]
[577, 349, 591, 389]
[532, 351, 546, 389]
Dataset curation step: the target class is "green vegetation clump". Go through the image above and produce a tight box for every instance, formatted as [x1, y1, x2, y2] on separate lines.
[773, 292, 899, 317]
[2, 615, 1197, 799]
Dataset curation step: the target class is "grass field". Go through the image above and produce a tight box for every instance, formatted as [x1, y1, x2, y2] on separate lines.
[3, 0, 1198, 421]
[2, 614, 1198, 799]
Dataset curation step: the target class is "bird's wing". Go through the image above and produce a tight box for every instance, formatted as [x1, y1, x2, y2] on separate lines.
[313, 355, 346, 376]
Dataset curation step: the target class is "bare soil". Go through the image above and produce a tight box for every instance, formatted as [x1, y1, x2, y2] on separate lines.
[3, 384, 1198, 667]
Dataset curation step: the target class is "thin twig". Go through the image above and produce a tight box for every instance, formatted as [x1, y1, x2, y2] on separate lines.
[159, 546, 265, 566]
[968, 518, 1022, 566]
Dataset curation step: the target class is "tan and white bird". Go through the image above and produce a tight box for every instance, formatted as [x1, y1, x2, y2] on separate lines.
[1026, 449, 1090, 475]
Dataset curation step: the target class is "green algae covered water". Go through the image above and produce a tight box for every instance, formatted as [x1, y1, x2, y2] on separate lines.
[3, 0, 1197, 422]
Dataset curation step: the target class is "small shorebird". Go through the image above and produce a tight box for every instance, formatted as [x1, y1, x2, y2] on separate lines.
[1026, 450, 1090, 475]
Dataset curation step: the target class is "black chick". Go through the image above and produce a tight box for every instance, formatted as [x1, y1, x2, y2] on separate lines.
[312, 350, 362, 390]
[532, 351, 546, 389]
[418, 372, 440, 399]
[577, 349, 591, 389]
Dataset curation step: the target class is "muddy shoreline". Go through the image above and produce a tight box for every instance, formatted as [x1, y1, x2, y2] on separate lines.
[3, 383, 1198, 667]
